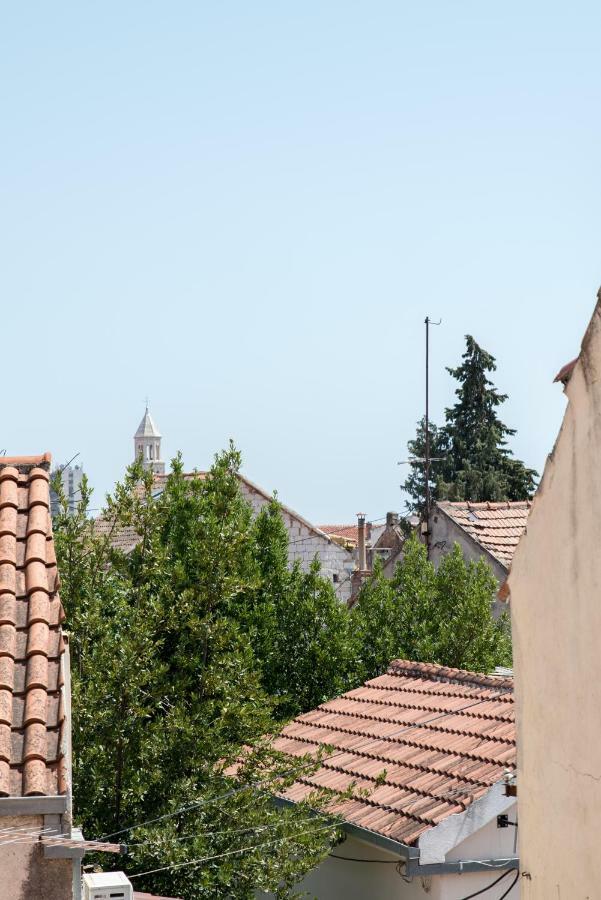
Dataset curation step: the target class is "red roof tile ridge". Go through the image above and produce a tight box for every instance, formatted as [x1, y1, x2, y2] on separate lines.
[387, 660, 514, 692]
[0, 454, 52, 472]
[353, 680, 513, 705]
[438, 499, 531, 511]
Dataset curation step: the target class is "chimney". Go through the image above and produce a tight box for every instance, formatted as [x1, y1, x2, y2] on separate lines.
[386, 511, 399, 528]
[357, 513, 367, 571]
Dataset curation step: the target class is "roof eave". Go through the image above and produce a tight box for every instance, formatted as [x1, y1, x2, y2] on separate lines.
[275, 796, 518, 875]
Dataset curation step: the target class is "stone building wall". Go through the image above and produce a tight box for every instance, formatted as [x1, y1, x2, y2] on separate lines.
[239, 480, 353, 602]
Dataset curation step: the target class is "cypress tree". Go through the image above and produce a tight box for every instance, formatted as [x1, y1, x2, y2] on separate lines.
[403, 335, 537, 511]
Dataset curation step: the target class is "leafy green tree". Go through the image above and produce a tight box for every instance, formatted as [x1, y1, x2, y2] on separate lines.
[244, 501, 354, 719]
[351, 537, 511, 678]
[403, 336, 537, 511]
[52, 450, 343, 900]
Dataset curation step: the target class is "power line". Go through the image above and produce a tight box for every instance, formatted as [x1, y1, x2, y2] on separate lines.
[98, 755, 332, 842]
[127, 813, 326, 849]
[128, 822, 337, 881]
[456, 868, 516, 899]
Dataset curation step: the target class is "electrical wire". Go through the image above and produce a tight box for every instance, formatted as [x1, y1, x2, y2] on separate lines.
[128, 822, 337, 880]
[126, 813, 327, 848]
[98, 755, 331, 842]
[97, 788, 245, 841]
[456, 868, 514, 899]
[498, 870, 519, 898]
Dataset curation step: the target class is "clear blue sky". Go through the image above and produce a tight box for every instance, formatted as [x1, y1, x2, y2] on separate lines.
[2, 2, 600, 522]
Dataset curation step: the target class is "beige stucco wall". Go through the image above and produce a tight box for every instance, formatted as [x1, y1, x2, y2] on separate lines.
[0, 815, 72, 900]
[509, 301, 601, 899]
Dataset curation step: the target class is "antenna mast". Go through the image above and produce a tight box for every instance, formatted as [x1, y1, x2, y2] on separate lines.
[424, 316, 441, 555]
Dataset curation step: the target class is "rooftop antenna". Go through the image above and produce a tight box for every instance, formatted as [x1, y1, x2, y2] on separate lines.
[398, 317, 443, 555]
[424, 316, 441, 532]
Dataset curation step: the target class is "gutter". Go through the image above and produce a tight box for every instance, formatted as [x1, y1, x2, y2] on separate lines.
[274, 797, 518, 876]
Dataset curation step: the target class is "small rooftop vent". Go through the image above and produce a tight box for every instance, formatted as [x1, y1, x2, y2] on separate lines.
[82, 872, 133, 900]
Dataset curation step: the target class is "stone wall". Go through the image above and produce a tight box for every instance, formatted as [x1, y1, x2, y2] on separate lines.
[239, 481, 353, 602]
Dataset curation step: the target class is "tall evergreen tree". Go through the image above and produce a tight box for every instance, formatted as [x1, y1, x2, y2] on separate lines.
[403, 336, 537, 511]
[402, 417, 448, 517]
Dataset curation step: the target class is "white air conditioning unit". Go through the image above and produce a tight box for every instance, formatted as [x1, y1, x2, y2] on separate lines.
[82, 871, 133, 900]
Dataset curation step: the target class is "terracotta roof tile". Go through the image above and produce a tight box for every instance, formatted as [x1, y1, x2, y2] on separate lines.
[553, 356, 578, 385]
[278, 659, 515, 846]
[0, 456, 68, 797]
[435, 500, 531, 568]
[318, 524, 360, 544]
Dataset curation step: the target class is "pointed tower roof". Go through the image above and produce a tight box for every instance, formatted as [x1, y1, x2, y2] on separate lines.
[134, 407, 161, 438]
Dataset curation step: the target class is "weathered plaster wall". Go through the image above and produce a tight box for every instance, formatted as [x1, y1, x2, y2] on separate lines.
[240, 482, 353, 602]
[0, 815, 72, 900]
[509, 301, 601, 899]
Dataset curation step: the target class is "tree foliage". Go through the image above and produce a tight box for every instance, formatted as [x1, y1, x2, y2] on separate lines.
[351, 537, 511, 680]
[403, 335, 537, 512]
[244, 501, 355, 719]
[52, 443, 512, 898]
[52, 449, 342, 900]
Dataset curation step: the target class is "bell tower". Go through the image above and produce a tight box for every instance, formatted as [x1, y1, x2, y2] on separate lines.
[134, 407, 165, 475]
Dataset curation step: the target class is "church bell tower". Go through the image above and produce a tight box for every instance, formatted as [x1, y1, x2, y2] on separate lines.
[134, 407, 165, 475]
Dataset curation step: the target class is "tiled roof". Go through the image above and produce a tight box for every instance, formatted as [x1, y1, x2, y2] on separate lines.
[275, 659, 515, 847]
[95, 472, 347, 555]
[318, 524, 359, 544]
[92, 518, 139, 554]
[0, 455, 68, 797]
[435, 500, 530, 568]
[553, 356, 578, 385]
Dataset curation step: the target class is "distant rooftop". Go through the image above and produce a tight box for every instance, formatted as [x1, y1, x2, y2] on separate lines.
[435, 500, 531, 569]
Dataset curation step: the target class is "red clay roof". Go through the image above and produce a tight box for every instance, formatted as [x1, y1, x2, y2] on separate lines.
[276, 659, 515, 847]
[0, 456, 68, 797]
[553, 356, 578, 385]
[318, 524, 359, 544]
[92, 518, 139, 553]
[436, 500, 530, 569]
